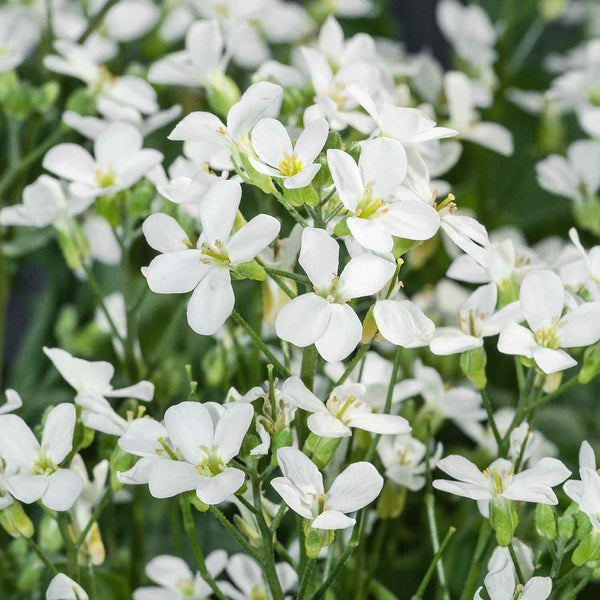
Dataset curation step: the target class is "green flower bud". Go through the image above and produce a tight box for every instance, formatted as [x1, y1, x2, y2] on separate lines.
[377, 482, 407, 520]
[231, 260, 267, 282]
[303, 433, 341, 469]
[186, 491, 209, 513]
[460, 347, 487, 390]
[489, 498, 518, 547]
[557, 513, 574, 539]
[284, 184, 320, 207]
[579, 341, 600, 384]
[573, 198, 600, 238]
[0, 502, 34, 538]
[535, 504, 557, 540]
[109, 445, 134, 491]
[270, 427, 293, 465]
[206, 72, 241, 119]
[573, 529, 600, 566]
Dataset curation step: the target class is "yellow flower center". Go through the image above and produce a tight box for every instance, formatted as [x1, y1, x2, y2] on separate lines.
[95, 165, 117, 188]
[278, 152, 303, 177]
[32, 448, 58, 476]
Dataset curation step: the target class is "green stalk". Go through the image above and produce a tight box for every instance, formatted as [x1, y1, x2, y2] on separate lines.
[309, 512, 363, 600]
[77, 0, 119, 43]
[508, 543, 525, 585]
[331, 343, 371, 390]
[480, 388, 502, 448]
[364, 346, 401, 461]
[262, 265, 310, 286]
[231, 309, 290, 377]
[251, 474, 285, 600]
[209, 506, 261, 561]
[75, 488, 110, 548]
[298, 558, 315, 599]
[179, 497, 227, 600]
[459, 523, 492, 600]
[25, 536, 59, 576]
[300, 344, 318, 391]
[412, 527, 456, 600]
[272, 187, 308, 227]
[57, 513, 79, 581]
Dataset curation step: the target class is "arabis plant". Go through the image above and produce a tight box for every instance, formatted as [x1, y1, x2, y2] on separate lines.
[3, 3, 600, 600]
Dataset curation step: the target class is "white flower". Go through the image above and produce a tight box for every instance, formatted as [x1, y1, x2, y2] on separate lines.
[564, 441, 600, 530]
[44, 40, 158, 114]
[168, 81, 283, 157]
[149, 20, 228, 88]
[281, 376, 410, 438]
[0, 389, 22, 415]
[474, 548, 552, 600]
[46, 573, 88, 600]
[219, 553, 297, 600]
[377, 434, 443, 491]
[536, 140, 600, 203]
[447, 239, 524, 292]
[275, 227, 395, 361]
[249, 117, 328, 189]
[43, 123, 163, 199]
[133, 551, 227, 600]
[0, 404, 83, 511]
[0, 175, 93, 228]
[300, 46, 381, 134]
[436, 0, 497, 69]
[271, 446, 383, 529]
[324, 351, 407, 411]
[142, 179, 280, 335]
[396, 360, 486, 431]
[44, 347, 154, 435]
[433, 454, 570, 516]
[498, 269, 600, 374]
[444, 71, 513, 156]
[373, 299, 435, 347]
[63, 98, 182, 141]
[568, 228, 600, 301]
[96, 0, 160, 43]
[144, 401, 253, 505]
[0, 6, 39, 72]
[348, 82, 457, 148]
[328, 138, 440, 252]
[69, 454, 108, 565]
[430, 283, 521, 355]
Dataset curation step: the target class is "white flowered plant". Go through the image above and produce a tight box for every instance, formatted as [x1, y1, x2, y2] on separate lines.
[1, 2, 600, 599]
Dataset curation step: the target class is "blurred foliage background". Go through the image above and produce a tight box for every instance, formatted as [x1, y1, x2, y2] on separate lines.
[1, 0, 599, 598]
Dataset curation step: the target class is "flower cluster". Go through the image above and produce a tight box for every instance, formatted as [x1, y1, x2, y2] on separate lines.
[1, 1, 600, 599]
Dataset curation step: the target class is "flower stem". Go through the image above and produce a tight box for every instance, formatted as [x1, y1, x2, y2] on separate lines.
[459, 522, 492, 600]
[25, 536, 59, 576]
[262, 265, 310, 286]
[529, 376, 578, 411]
[412, 526, 456, 600]
[209, 506, 261, 561]
[77, 0, 119, 43]
[508, 543, 525, 585]
[309, 512, 363, 600]
[331, 343, 371, 390]
[57, 513, 79, 581]
[250, 473, 285, 600]
[481, 388, 502, 448]
[75, 488, 110, 549]
[298, 558, 315, 599]
[179, 497, 227, 600]
[364, 346, 401, 462]
[231, 309, 290, 377]
[272, 187, 308, 227]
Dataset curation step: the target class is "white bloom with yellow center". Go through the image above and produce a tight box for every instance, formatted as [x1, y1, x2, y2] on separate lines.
[249, 117, 328, 189]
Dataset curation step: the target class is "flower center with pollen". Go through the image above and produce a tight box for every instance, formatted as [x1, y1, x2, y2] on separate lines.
[249, 584, 268, 600]
[31, 447, 58, 476]
[459, 308, 486, 337]
[534, 317, 562, 349]
[278, 152, 303, 177]
[327, 394, 361, 424]
[95, 165, 117, 188]
[195, 446, 226, 477]
[483, 466, 513, 496]
[200, 240, 230, 266]
[355, 182, 387, 220]
[175, 577, 195, 597]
